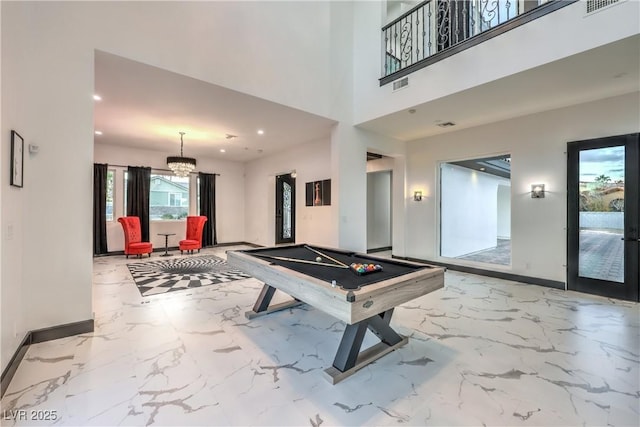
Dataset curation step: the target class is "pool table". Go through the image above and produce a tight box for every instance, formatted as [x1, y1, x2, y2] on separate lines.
[226, 244, 445, 384]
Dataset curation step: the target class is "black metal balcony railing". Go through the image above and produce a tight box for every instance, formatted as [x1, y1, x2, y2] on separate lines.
[381, 0, 577, 85]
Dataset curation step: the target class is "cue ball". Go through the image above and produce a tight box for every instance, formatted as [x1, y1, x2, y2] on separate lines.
[316, 256, 322, 262]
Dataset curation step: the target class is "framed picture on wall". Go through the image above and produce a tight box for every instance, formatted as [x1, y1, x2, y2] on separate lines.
[305, 179, 331, 206]
[10, 130, 24, 188]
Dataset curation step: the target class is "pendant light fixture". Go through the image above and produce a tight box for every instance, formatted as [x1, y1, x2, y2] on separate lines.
[167, 131, 196, 177]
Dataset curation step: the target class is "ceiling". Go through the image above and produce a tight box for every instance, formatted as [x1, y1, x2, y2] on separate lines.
[357, 35, 640, 141]
[94, 51, 337, 163]
[95, 35, 639, 163]
[450, 155, 511, 179]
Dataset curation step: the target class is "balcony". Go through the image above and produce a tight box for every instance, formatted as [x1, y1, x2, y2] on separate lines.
[381, 0, 579, 85]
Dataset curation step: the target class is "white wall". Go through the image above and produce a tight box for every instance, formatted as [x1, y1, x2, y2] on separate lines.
[497, 184, 511, 239]
[244, 138, 334, 247]
[440, 164, 509, 257]
[353, 0, 640, 124]
[0, 0, 340, 372]
[94, 143, 245, 250]
[331, 125, 408, 253]
[405, 92, 640, 282]
[367, 170, 392, 250]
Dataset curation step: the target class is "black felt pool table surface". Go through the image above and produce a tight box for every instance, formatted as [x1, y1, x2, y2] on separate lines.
[242, 245, 431, 290]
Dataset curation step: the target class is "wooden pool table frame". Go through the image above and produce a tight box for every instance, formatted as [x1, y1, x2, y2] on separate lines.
[227, 244, 445, 384]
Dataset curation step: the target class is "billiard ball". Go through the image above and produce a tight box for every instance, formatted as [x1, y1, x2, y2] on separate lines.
[316, 256, 322, 262]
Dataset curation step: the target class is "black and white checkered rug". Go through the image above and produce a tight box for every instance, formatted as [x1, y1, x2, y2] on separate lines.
[127, 255, 252, 297]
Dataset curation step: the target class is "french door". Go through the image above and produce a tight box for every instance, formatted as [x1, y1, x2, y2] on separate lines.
[275, 173, 295, 244]
[567, 133, 639, 301]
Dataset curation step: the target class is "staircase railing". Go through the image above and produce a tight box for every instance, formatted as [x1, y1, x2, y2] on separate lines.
[381, 0, 578, 85]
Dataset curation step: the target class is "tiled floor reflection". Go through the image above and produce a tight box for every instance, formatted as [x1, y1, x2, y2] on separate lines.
[2, 246, 638, 426]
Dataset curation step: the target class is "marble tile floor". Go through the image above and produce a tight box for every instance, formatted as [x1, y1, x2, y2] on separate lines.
[2, 245, 639, 426]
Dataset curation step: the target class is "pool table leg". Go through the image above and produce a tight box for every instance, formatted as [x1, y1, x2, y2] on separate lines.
[245, 284, 304, 320]
[253, 284, 276, 313]
[326, 309, 407, 384]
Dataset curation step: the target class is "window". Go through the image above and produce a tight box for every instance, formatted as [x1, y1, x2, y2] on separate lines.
[169, 192, 186, 207]
[440, 155, 511, 266]
[124, 172, 190, 220]
[106, 169, 115, 221]
[196, 176, 201, 215]
[150, 174, 189, 220]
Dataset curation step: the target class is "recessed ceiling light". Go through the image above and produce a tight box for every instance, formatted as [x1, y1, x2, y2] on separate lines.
[220, 149, 226, 153]
[93, 94, 102, 101]
[408, 109, 416, 114]
[257, 129, 264, 135]
[94, 130, 103, 135]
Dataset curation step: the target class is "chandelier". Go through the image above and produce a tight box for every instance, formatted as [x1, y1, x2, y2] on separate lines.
[167, 132, 196, 177]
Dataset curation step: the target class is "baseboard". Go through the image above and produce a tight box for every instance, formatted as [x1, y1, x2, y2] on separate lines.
[395, 256, 565, 290]
[31, 319, 95, 344]
[367, 246, 392, 254]
[0, 319, 94, 399]
[96, 241, 261, 258]
[207, 241, 262, 248]
[0, 333, 31, 398]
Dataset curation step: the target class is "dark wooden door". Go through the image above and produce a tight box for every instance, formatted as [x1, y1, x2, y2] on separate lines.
[275, 174, 296, 244]
[567, 133, 639, 301]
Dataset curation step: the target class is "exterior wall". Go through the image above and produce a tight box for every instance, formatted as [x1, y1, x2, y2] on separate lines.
[497, 184, 512, 239]
[580, 212, 624, 230]
[353, 0, 640, 124]
[1, 0, 336, 371]
[440, 164, 509, 257]
[405, 92, 640, 281]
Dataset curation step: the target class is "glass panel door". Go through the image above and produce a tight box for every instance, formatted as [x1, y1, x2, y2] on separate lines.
[275, 174, 296, 244]
[577, 146, 625, 282]
[567, 133, 639, 301]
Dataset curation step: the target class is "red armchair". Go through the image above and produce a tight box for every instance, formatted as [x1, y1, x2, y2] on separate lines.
[118, 216, 152, 258]
[180, 216, 208, 254]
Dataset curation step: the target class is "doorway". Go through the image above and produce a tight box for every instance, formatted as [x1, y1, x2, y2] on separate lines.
[367, 170, 392, 252]
[439, 155, 511, 266]
[275, 173, 296, 244]
[567, 133, 639, 301]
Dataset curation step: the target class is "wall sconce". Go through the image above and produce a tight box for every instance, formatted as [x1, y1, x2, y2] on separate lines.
[291, 170, 297, 178]
[531, 184, 545, 198]
[413, 191, 423, 202]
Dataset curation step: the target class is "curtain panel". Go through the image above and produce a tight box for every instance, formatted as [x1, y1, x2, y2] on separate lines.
[198, 173, 217, 246]
[93, 163, 108, 255]
[126, 166, 151, 242]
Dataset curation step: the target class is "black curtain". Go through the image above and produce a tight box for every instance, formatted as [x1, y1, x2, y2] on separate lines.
[199, 172, 217, 246]
[126, 166, 151, 242]
[93, 163, 108, 255]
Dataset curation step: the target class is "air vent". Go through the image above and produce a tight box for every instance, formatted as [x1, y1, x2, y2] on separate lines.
[437, 122, 456, 128]
[586, 0, 620, 13]
[393, 77, 409, 91]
